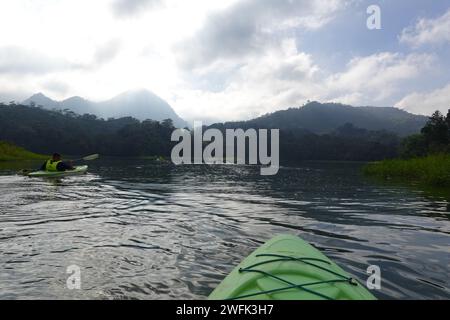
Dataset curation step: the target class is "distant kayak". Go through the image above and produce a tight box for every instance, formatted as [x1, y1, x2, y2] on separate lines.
[26, 165, 88, 178]
[209, 235, 376, 300]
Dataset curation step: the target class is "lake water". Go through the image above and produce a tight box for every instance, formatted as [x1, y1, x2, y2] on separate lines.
[0, 159, 449, 300]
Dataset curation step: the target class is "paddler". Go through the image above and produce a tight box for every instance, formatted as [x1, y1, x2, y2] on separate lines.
[40, 153, 74, 172]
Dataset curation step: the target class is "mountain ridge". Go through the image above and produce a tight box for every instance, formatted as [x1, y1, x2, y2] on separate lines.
[213, 101, 427, 136]
[23, 90, 189, 128]
[20, 94, 428, 135]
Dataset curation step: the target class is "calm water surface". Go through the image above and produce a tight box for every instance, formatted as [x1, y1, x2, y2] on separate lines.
[0, 159, 449, 299]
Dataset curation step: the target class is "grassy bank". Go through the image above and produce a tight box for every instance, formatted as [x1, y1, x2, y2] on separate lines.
[0, 141, 47, 161]
[363, 154, 450, 187]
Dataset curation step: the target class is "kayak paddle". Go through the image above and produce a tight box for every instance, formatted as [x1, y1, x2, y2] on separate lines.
[72, 154, 100, 162]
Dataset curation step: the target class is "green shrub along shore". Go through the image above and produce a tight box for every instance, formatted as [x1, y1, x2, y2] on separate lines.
[364, 110, 450, 187]
[0, 141, 47, 161]
[364, 154, 450, 187]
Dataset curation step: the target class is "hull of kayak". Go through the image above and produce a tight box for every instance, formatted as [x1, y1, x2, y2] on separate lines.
[209, 235, 376, 300]
[27, 165, 88, 178]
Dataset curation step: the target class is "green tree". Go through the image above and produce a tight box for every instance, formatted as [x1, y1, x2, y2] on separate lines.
[446, 109, 450, 134]
[400, 134, 427, 158]
[161, 118, 174, 129]
[421, 111, 449, 147]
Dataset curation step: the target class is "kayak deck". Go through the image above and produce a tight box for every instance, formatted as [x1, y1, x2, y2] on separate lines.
[27, 165, 88, 178]
[209, 235, 376, 300]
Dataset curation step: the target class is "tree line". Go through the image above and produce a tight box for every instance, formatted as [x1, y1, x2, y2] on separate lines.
[4, 102, 445, 163]
[401, 110, 450, 158]
[0, 103, 176, 156]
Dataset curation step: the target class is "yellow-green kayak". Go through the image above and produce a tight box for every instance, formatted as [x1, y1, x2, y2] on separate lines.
[209, 235, 377, 300]
[26, 165, 88, 178]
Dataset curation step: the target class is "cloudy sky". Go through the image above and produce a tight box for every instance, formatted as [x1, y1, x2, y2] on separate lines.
[0, 0, 449, 122]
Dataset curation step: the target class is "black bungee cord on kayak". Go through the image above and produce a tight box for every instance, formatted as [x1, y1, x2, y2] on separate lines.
[229, 254, 358, 300]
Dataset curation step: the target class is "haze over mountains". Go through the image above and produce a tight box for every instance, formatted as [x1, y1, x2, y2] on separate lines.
[23, 90, 189, 128]
[0, 96, 432, 160]
[19, 89, 429, 136]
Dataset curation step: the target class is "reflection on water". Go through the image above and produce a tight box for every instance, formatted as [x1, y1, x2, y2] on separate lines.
[0, 159, 449, 300]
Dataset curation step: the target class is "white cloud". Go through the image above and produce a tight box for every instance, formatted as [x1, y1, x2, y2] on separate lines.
[111, 0, 162, 17]
[396, 83, 450, 116]
[400, 9, 450, 47]
[325, 52, 436, 104]
[0, 0, 447, 121]
[172, 38, 323, 122]
[175, 0, 349, 71]
[94, 39, 122, 66]
[0, 0, 232, 101]
[173, 49, 437, 122]
[0, 46, 78, 75]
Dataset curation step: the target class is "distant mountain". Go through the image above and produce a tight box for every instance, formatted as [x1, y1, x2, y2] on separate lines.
[214, 102, 428, 136]
[23, 90, 188, 128]
[23, 93, 60, 109]
[97, 90, 186, 126]
[61, 96, 95, 115]
[0, 103, 401, 161]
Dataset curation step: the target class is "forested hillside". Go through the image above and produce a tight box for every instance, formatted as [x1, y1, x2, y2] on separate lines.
[0, 103, 176, 156]
[0, 103, 401, 161]
[219, 102, 427, 136]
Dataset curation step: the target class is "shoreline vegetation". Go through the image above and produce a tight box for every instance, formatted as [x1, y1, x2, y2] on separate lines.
[363, 154, 450, 187]
[0, 141, 47, 161]
[364, 110, 450, 188]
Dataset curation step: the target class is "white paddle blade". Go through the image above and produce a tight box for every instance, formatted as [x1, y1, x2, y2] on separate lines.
[82, 154, 99, 161]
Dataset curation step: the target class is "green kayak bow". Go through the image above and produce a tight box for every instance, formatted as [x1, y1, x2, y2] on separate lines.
[209, 235, 377, 300]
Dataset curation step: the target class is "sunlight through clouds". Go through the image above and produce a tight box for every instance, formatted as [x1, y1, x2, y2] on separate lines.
[0, 0, 449, 121]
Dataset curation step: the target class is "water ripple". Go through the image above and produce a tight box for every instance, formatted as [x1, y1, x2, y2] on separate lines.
[0, 160, 449, 300]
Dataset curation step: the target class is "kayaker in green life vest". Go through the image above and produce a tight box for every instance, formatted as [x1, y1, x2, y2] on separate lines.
[40, 153, 74, 172]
